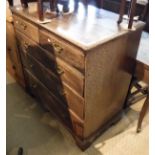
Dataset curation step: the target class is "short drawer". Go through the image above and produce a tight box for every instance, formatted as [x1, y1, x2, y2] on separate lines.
[15, 30, 57, 73]
[39, 29, 85, 73]
[24, 69, 73, 128]
[13, 15, 39, 42]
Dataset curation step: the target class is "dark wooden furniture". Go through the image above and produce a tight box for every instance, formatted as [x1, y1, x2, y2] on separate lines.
[126, 76, 149, 132]
[11, 2, 145, 150]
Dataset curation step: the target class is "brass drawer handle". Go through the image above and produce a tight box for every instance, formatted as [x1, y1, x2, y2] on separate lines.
[53, 43, 63, 54]
[23, 41, 29, 49]
[47, 38, 63, 54]
[20, 22, 27, 30]
[57, 66, 64, 75]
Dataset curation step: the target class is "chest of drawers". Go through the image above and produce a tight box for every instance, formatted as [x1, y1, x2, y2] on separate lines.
[12, 2, 145, 150]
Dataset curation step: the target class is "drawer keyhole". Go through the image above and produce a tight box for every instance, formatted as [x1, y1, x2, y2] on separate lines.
[32, 84, 37, 89]
[30, 64, 33, 68]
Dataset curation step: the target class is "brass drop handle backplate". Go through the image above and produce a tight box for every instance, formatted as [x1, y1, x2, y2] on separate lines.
[47, 38, 63, 54]
[57, 66, 64, 75]
[20, 22, 27, 30]
[53, 43, 63, 54]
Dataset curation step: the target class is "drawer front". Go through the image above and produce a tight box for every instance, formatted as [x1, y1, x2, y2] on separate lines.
[15, 30, 57, 73]
[63, 83, 84, 119]
[24, 69, 72, 128]
[13, 15, 39, 42]
[69, 109, 84, 138]
[39, 29, 85, 73]
[56, 58, 84, 97]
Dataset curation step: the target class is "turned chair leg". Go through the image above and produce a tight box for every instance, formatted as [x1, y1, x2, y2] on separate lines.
[137, 96, 149, 133]
[128, 0, 137, 29]
[50, 0, 57, 12]
[8, 0, 13, 6]
[37, 0, 44, 21]
[117, 0, 126, 24]
[20, 0, 28, 8]
[17, 147, 23, 155]
[95, 0, 104, 9]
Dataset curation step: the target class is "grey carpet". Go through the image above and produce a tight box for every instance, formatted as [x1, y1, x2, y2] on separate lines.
[6, 82, 148, 155]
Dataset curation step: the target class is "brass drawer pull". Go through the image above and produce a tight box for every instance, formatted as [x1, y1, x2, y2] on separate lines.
[47, 38, 63, 54]
[57, 66, 64, 75]
[20, 22, 27, 30]
[23, 41, 29, 49]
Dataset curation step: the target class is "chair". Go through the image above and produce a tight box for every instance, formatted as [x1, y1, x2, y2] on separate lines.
[118, 0, 149, 29]
[19, 0, 70, 21]
[125, 31, 149, 132]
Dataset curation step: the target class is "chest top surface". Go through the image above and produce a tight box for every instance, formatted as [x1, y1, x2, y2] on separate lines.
[11, 1, 144, 50]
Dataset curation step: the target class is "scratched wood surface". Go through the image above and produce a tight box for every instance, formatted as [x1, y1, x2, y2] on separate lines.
[11, 1, 145, 50]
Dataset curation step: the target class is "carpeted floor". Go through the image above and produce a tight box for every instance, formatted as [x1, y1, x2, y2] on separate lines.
[6, 73, 149, 155]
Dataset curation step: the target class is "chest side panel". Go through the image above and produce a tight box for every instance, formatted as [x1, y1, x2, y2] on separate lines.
[84, 28, 143, 138]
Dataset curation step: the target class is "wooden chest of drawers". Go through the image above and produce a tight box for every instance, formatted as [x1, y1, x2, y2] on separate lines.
[12, 2, 145, 150]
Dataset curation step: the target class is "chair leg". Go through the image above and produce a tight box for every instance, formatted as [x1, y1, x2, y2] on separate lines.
[17, 147, 23, 155]
[117, 0, 126, 24]
[137, 96, 149, 133]
[128, 0, 137, 29]
[50, 0, 57, 12]
[8, 0, 13, 6]
[20, 0, 28, 8]
[37, 0, 44, 21]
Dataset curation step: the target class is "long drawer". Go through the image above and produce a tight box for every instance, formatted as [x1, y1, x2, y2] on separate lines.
[13, 15, 39, 42]
[16, 30, 84, 96]
[39, 29, 85, 73]
[24, 69, 84, 138]
[56, 57, 84, 96]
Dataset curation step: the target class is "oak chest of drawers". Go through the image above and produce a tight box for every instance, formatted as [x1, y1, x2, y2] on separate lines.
[12, 2, 145, 150]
